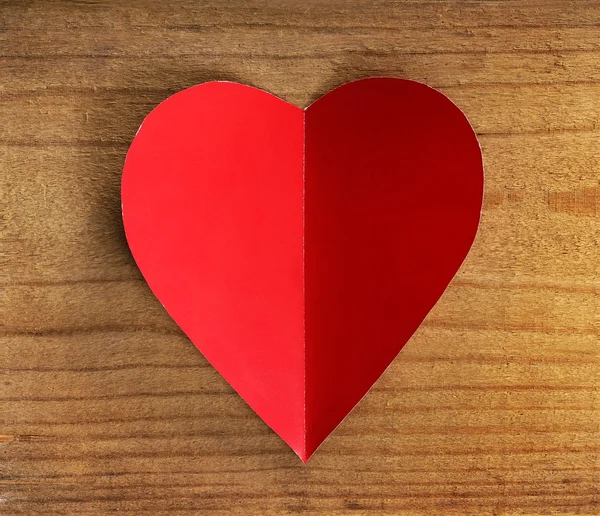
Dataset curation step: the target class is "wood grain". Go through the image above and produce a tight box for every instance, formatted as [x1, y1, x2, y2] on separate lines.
[2, 1, 599, 514]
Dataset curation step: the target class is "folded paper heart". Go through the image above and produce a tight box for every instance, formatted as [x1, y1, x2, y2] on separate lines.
[122, 78, 483, 462]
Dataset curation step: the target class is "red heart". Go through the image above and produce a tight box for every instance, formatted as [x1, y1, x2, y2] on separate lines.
[122, 79, 483, 461]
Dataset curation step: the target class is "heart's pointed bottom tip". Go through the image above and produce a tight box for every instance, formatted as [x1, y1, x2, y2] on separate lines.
[291, 447, 308, 463]
[292, 442, 317, 464]
[296, 450, 310, 464]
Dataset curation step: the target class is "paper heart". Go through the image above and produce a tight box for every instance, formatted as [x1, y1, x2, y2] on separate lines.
[122, 78, 483, 461]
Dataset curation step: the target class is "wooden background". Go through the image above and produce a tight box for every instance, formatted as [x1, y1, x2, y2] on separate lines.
[2, 0, 599, 514]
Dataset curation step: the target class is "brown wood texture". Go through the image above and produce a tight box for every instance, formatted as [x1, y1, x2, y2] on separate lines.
[2, 1, 599, 514]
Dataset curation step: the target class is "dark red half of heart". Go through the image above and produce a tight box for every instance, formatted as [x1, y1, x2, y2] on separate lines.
[122, 79, 483, 462]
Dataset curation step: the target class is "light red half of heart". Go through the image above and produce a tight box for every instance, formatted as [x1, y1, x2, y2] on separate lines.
[122, 78, 483, 462]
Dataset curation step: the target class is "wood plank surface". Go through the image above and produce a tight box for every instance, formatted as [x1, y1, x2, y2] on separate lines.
[2, 1, 599, 514]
